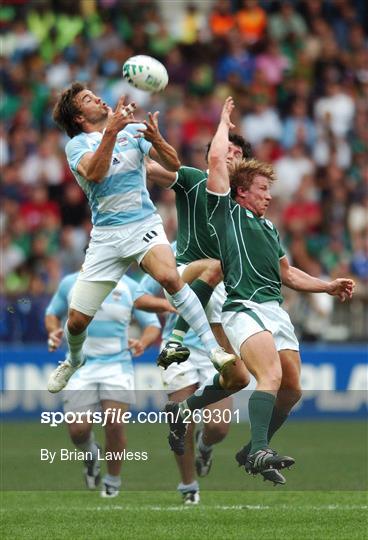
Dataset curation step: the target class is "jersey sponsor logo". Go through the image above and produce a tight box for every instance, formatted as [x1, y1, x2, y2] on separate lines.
[117, 137, 129, 146]
[142, 230, 158, 243]
[112, 157, 120, 165]
[264, 219, 274, 230]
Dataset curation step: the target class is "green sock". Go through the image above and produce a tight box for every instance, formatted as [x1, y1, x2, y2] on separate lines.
[248, 391, 276, 454]
[179, 373, 232, 413]
[169, 279, 214, 343]
[267, 407, 288, 441]
[242, 406, 289, 456]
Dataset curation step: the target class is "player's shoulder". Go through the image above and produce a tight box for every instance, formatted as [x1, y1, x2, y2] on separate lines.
[176, 166, 207, 188]
[65, 132, 87, 148]
[65, 132, 90, 156]
[179, 165, 206, 177]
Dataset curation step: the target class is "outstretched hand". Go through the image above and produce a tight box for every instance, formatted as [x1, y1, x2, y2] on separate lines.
[326, 278, 355, 302]
[135, 111, 161, 144]
[106, 95, 137, 134]
[221, 96, 235, 129]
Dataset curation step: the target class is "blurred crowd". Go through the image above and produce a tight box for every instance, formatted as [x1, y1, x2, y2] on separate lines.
[1, 0, 367, 342]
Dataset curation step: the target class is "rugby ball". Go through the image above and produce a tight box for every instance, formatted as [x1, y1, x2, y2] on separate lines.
[122, 55, 168, 92]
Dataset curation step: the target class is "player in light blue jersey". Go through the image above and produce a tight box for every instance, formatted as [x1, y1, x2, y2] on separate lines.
[45, 273, 160, 497]
[134, 248, 232, 505]
[48, 82, 235, 393]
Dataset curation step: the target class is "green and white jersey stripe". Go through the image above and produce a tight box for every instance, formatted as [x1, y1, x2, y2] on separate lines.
[206, 189, 285, 307]
[171, 167, 220, 265]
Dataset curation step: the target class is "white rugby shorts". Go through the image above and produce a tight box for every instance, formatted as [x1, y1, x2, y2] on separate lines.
[62, 361, 135, 413]
[79, 213, 170, 283]
[221, 300, 299, 355]
[160, 346, 217, 393]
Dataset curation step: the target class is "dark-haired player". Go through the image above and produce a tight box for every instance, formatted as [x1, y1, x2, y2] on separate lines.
[47, 82, 235, 393]
[163, 97, 355, 484]
[146, 133, 252, 394]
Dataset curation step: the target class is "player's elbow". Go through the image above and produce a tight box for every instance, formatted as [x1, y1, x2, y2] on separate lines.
[166, 157, 181, 172]
[208, 152, 223, 168]
[86, 173, 104, 184]
[133, 298, 145, 310]
[281, 270, 294, 289]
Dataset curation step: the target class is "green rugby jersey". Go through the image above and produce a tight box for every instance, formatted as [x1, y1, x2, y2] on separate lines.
[206, 189, 285, 307]
[171, 166, 220, 265]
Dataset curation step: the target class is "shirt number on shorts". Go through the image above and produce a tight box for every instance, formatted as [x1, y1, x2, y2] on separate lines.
[143, 230, 158, 243]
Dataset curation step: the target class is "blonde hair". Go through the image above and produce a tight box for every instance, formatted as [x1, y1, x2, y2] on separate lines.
[229, 158, 276, 196]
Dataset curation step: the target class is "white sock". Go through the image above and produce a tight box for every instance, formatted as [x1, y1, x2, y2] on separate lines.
[103, 473, 121, 488]
[177, 480, 199, 494]
[198, 431, 213, 453]
[170, 284, 217, 355]
[64, 323, 86, 367]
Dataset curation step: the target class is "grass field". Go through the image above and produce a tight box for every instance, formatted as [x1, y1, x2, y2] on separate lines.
[1, 490, 367, 540]
[1, 420, 367, 538]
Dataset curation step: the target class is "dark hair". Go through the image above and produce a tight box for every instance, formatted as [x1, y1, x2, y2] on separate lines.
[52, 82, 86, 138]
[205, 133, 252, 162]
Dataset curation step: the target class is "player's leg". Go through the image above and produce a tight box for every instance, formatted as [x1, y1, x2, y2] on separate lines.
[270, 349, 302, 440]
[196, 395, 232, 477]
[166, 259, 222, 344]
[202, 280, 252, 392]
[64, 382, 102, 490]
[100, 400, 129, 498]
[141, 244, 235, 371]
[235, 350, 301, 466]
[211, 323, 251, 392]
[167, 383, 200, 504]
[166, 307, 250, 413]
[67, 280, 115, 364]
[68, 421, 102, 490]
[239, 331, 281, 450]
[165, 355, 248, 456]
[47, 281, 116, 393]
[163, 288, 250, 453]
[48, 230, 125, 393]
[236, 331, 294, 481]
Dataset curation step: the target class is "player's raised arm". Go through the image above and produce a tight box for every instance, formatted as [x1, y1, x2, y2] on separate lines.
[207, 97, 236, 194]
[76, 97, 137, 183]
[137, 111, 180, 172]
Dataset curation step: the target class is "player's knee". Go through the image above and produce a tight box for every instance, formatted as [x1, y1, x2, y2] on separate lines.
[68, 309, 89, 334]
[260, 369, 282, 391]
[201, 259, 223, 288]
[222, 372, 250, 392]
[156, 270, 181, 294]
[105, 422, 125, 441]
[69, 424, 91, 444]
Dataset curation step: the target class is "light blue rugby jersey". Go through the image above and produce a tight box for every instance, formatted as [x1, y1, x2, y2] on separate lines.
[46, 273, 160, 369]
[65, 123, 156, 227]
[134, 264, 204, 353]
